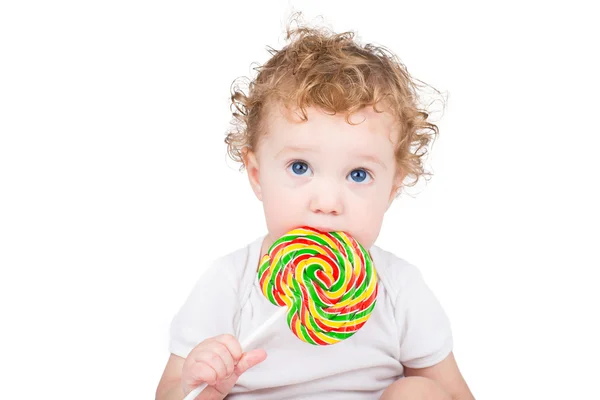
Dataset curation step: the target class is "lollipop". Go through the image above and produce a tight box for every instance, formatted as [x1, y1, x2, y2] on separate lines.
[183, 226, 377, 399]
[258, 226, 378, 345]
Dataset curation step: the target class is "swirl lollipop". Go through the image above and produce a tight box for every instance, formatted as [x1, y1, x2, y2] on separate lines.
[258, 226, 378, 345]
[184, 226, 377, 399]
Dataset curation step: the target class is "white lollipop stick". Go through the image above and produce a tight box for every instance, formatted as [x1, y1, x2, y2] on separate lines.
[183, 307, 287, 400]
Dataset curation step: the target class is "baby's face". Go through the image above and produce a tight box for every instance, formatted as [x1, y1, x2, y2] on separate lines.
[244, 102, 403, 252]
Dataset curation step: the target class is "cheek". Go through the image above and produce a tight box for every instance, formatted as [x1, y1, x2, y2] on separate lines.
[261, 184, 304, 235]
[347, 191, 389, 248]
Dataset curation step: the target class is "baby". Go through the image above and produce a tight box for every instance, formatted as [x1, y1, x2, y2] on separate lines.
[156, 19, 474, 400]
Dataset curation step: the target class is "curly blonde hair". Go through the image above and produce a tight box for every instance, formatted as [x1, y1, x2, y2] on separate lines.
[225, 16, 443, 189]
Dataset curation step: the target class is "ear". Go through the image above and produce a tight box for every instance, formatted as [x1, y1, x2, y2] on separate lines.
[386, 188, 399, 211]
[386, 171, 405, 210]
[242, 148, 263, 201]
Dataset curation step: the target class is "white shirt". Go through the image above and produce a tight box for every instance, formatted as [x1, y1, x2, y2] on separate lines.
[169, 235, 453, 399]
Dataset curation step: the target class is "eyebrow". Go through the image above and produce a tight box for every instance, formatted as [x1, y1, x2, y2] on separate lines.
[276, 146, 387, 170]
[354, 153, 387, 170]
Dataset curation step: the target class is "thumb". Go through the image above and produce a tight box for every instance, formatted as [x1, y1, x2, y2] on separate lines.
[234, 348, 267, 376]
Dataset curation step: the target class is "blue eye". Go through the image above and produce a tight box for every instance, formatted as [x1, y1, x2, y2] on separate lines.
[348, 169, 371, 183]
[289, 161, 312, 176]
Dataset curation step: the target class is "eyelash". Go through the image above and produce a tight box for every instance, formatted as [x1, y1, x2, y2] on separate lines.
[286, 159, 374, 182]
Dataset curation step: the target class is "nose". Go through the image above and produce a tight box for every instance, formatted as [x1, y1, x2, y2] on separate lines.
[309, 181, 344, 215]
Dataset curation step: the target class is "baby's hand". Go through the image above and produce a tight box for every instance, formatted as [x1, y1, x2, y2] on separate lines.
[181, 334, 267, 399]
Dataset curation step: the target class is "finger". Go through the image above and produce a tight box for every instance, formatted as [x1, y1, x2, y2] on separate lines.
[210, 342, 236, 378]
[234, 348, 267, 376]
[183, 360, 217, 387]
[193, 350, 228, 382]
[213, 334, 243, 363]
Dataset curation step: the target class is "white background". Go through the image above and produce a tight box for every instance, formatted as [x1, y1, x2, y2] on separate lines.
[1, 1, 598, 398]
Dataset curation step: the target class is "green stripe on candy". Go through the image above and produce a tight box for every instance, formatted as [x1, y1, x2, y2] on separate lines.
[296, 314, 317, 345]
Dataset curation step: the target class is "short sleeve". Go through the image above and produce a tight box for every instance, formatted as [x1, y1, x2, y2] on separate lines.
[395, 267, 453, 369]
[169, 259, 240, 359]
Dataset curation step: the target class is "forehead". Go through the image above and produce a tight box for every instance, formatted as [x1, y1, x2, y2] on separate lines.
[261, 102, 400, 151]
